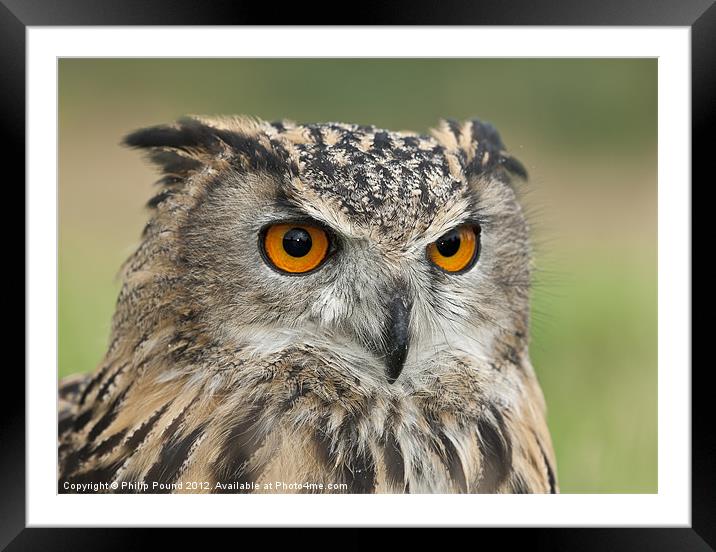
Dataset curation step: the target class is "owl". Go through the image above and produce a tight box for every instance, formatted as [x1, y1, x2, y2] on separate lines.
[58, 116, 557, 494]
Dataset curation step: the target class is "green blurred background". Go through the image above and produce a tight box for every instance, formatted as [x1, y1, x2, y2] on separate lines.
[58, 59, 657, 493]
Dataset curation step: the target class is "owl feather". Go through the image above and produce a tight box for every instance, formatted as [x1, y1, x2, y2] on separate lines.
[58, 116, 556, 494]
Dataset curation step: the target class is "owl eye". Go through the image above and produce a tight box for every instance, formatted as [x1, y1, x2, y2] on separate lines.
[261, 222, 330, 274]
[427, 224, 480, 273]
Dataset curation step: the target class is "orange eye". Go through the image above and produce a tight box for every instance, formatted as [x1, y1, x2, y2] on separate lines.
[427, 225, 480, 273]
[262, 223, 330, 274]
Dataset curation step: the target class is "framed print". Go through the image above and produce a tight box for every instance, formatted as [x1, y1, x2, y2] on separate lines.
[7, 0, 707, 548]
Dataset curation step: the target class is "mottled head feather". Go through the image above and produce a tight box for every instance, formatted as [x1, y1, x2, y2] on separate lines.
[124, 116, 525, 193]
[124, 115, 526, 239]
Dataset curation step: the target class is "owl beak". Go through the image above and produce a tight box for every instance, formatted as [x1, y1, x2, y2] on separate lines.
[383, 294, 411, 384]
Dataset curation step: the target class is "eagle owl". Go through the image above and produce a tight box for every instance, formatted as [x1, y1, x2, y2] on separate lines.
[58, 116, 557, 494]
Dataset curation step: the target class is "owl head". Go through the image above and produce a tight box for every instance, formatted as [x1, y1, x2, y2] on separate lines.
[122, 116, 530, 387]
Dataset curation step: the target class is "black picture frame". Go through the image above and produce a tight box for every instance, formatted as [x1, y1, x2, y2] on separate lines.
[6, 0, 706, 548]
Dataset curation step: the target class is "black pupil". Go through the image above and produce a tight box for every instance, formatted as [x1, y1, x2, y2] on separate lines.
[436, 230, 461, 257]
[283, 228, 312, 257]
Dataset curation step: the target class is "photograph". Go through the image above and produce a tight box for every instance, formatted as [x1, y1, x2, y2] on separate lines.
[57, 58, 656, 495]
[2, 0, 705, 541]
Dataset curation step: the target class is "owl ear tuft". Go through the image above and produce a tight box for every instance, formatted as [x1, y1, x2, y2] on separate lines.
[432, 118, 528, 182]
[125, 116, 293, 182]
[123, 117, 224, 179]
[123, 117, 224, 152]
